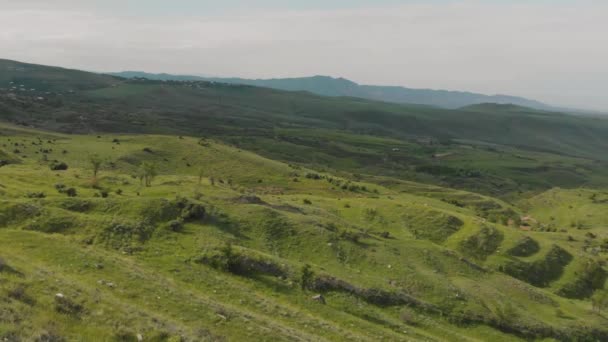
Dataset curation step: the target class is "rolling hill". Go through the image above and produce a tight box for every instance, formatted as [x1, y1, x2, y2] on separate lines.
[111, 71, 550, 110]
[0, 59, 607, 340]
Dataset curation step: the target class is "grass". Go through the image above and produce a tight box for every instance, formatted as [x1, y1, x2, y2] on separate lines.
[0, 124, 606, 340]
[1, 59, 608, 340]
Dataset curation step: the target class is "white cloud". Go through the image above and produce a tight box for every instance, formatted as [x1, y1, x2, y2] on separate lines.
[0, 1, 607, 110]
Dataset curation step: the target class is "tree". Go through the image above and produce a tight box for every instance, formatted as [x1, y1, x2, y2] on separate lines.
[198, 168, 204, 185]
[591, 290, 608, 314]
[300, 264, 315, 291]
[139, 161, 157, 187]
[89, 154, 104, 180]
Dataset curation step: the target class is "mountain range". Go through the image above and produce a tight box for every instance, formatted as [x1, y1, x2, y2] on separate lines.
[110, 72, 551, 110]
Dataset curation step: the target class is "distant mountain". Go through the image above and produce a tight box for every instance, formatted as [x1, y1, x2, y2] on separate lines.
[109, 72, 550, 110]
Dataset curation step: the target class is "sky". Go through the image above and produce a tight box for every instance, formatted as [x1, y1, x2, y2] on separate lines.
[0, 0, 607, 111]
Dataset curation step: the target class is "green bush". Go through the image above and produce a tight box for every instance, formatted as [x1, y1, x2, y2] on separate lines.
[26, 214, 76, 233]
[54, 293, 83, 316]
[167, 219, 184, 232]
[49, 161, 68, 171]
[58, 198, 91, 212]
[25, 191, 45, 198]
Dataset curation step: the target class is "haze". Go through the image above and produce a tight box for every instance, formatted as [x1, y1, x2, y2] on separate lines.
[1, 0, 606, 111]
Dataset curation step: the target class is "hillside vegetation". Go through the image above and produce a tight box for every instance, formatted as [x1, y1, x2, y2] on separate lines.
[0, 59, 607, 341]
[111, 72, 550, 110]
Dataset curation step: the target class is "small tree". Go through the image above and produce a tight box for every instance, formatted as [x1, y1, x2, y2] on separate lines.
[198, 168, 204, 185]
[139, 161, 157, 187]
[591, 290, 608, 314]
[300, 264, 315, 291]
[89, 154, 104, 180]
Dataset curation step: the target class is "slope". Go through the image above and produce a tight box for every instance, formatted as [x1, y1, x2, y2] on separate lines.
[0, 125, 607, 340]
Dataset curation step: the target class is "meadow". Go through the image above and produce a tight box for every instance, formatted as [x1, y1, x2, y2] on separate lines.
[0, 59, 607, 341]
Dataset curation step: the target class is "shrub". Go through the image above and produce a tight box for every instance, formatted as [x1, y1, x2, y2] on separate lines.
[175, 197, 206, 222]
[8, 284, 35, 305]
[65, 188, 77, 197]
[54, 293, 83, 316]
[49, 161, 68, 171]
[167, 219, 184, 232]
[58, 198, 91, 212]
[26, 214, 76, 233]
[303, 199, 312, 205]
[305, 173, 321, 180]
[340, 230, 361, 243]
[199, 243, 240, 273]
[25, 191, 45, 198]
[301, 264, 315, 290]
[99, 220, 156, 249]
[99, 190, 109, 198]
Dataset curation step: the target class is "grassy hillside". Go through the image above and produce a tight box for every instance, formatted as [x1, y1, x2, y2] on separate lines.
[0, 124, 606, 341]
[1, 60, 608, 340]
[0, 59, 119, 92]
[2, 59, 608, 199]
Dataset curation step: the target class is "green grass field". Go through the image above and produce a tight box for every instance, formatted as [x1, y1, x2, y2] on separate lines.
[1, 59, 608, 341]
[0, 123, 606, 341]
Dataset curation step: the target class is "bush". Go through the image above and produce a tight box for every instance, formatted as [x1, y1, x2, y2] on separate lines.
[167, 219, 184, 232]
[49, 161, 68, 171]
[303, 199, 312, 205]
[175, 197, 206, 222]
[26, 214, 76, 233]
[65, 188, 77, 197]
[99, 190, 109, 198]
[54, 293, 83, 316]
[301, 264, 315, 290]
[25, 191, 45, 198]
[58, 198, 91, 212]
[99, 220, 156, 249]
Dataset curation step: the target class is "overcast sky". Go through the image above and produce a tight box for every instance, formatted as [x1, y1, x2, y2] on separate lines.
[1, 0, 606, 110]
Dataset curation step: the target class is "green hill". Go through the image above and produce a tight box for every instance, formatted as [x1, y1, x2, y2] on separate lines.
[0, 60, 607, 341]
[111, 72, 551, 110]
[3, 60, 608, 197]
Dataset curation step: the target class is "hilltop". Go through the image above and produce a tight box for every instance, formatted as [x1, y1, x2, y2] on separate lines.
[111, 71, 551, 110]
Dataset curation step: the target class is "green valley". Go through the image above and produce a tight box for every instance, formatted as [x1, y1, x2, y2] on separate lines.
[0, 60, 607, 341]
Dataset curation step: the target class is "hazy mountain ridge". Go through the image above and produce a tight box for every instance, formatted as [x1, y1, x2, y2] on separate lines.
[110, 71, 551, 110]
